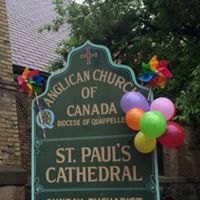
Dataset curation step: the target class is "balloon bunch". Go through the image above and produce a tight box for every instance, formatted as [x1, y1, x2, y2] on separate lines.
[139, 55, 173, 88]
[120, 91, 185, 154]
[17, 68, 45, 96]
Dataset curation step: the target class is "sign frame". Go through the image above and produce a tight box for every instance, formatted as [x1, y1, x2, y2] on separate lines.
[32, 40, 160, 200]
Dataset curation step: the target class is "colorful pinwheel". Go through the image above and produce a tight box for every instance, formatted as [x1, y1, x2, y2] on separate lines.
[139, 55, 173, 88]
[17, 68, 45, 96]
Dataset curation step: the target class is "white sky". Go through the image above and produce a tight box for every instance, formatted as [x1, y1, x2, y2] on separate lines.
[75, 0, 84, 3]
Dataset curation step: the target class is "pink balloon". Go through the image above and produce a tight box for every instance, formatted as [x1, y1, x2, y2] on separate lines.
[150, 97, 176, 120]
[158, 121, 185, 148]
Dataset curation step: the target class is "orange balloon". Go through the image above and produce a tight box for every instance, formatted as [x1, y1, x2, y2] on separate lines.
[125, 108, 145, 130]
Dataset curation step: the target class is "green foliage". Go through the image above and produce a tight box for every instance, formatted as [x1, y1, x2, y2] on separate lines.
[41, 0, 200, 129]
[45, 57, 64, 72]
[176, 65, 200, 123]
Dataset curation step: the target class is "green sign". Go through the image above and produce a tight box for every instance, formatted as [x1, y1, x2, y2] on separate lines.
[32, 41, 160, 200]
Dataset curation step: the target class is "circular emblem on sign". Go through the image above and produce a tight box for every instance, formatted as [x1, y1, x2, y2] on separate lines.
[36, 109, 55, 129]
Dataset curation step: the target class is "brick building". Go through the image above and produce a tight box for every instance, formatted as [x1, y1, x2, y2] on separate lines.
[6, 0, 69, 177]
[0, 0, 200, 199]
[0, 0, 69, 199]
[0, 0, 25, 199]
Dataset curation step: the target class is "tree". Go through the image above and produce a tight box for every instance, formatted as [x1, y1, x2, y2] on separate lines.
[40, 0, 200, 137]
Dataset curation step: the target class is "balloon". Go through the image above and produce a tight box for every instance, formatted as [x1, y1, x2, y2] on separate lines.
[120, 91, 150, 113]
[125, 108, 145, 130]
[134, 131, 156, 153]
[158, 121, 185, 148]
[150, 97, 176, 120]
[140, 111, 167, 138]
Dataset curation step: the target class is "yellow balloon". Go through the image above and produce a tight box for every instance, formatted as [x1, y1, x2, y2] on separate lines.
[134, 131, 156, 153]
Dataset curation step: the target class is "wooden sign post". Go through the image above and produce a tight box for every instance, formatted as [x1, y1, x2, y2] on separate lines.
[32, 41, 160, 200]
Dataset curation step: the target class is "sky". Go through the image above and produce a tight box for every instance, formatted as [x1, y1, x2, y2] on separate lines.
[75, 0, 84, 3]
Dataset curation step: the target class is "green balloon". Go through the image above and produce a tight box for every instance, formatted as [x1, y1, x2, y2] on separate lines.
[140, 111, 166, 138]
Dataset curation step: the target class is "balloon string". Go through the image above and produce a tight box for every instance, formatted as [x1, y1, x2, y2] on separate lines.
[132, 87, 137, 91]
[147, 87, 152, 101]
[35, 91, 46, 138]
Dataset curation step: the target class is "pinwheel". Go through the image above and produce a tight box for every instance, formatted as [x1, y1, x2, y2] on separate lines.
[17, 67, 46, 138]
[157, 60, 172, 78]
[17, 68, 44, 96]
[148, 73, 166, 88]
[138, 55, 173, 88]
[139, 62, 157, 82]
[149, 55, 159, 72]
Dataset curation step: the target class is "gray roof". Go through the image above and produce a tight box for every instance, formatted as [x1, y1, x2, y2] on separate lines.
[6, 0, 70, 71]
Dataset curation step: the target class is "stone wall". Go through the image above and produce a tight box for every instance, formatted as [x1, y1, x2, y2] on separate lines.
[163, 126, 200, 177]
[0, 0, 21, 168]
[0, 0, 26, 199]
[160, 126, 200, 199]
[16, 93, 32, 176]
[0, 186, 25, 200]
[160, 177, 200, 200]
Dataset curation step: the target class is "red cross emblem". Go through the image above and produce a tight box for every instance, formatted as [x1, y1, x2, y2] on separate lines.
[80, 47, 98, 65]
